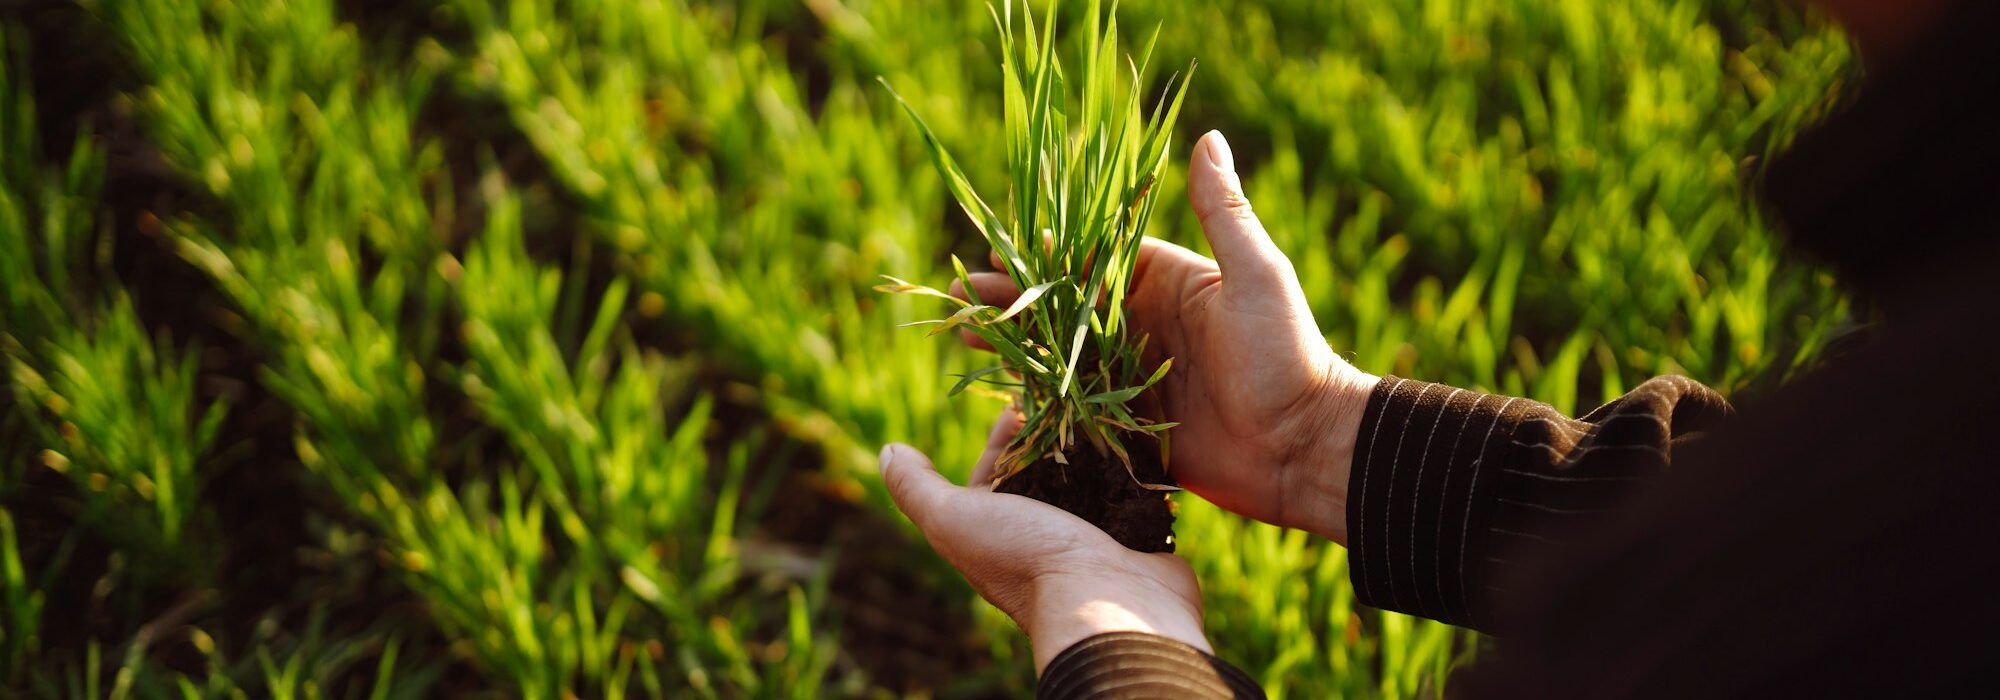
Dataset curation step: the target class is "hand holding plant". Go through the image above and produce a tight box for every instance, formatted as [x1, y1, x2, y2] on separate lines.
[882, 0, 1377, 551]
[957, 131, 1379, 545]
[879, 411, 1208, 674]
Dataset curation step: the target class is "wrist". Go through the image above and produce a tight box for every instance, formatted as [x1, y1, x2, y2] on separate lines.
[1277, 359, 1378, 545]
[1024, 574, 1210, 675]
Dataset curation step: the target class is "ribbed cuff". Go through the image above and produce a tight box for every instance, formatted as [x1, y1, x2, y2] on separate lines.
[1347, 377, 1533, 631]
[1039, 632, 1264, 699]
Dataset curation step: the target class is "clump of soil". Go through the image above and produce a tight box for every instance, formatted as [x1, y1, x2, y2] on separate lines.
[994, 435, 1176, 553]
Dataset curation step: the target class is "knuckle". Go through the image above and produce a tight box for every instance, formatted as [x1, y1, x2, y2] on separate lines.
[1217, 187, 1255, 214]
[1200, 191, 1255, 227]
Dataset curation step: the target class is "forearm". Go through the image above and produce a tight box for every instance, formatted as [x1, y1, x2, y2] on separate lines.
[1343, 375, 1731, 631]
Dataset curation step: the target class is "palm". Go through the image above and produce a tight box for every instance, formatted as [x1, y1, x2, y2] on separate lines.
[951, 480, 1203, 617]
[880, 430, 1211, 672]
[1125, 237, 1337, 524]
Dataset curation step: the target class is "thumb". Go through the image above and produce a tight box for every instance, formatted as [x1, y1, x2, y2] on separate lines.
[880, 443, 955, 530]
[1187, 130, 1289, 288]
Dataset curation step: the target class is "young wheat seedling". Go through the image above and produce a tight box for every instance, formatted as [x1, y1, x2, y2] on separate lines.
[879, 0, 1194, 551]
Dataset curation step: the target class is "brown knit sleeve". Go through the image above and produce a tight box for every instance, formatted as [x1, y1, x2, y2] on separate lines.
[1345, 376, 1732, 633]
[1038, 632, 1264, 699]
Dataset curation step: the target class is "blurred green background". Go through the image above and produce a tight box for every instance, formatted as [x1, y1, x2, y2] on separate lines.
[0, 0, 1851, 696]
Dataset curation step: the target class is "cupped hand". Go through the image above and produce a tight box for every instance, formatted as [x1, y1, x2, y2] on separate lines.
[880, 410, 1209, 673]
[951, 130, 1377, 543]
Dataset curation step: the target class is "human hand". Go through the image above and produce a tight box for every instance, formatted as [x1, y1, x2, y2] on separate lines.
[880, 410, 1209, 673]
[952, 130, 1376, 544]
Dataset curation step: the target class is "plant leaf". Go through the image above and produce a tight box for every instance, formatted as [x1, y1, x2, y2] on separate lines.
[1083, 384, 1144, 405]
[1082, 357, 1170, 405]
[1140, 357, 1173, 388]
[924, 304, 995, 337]
[992, 279, 1061, 323]
[947, 365, 1009, 397]
[876, 79, 1031, 282]
[874, 275, 970, 307]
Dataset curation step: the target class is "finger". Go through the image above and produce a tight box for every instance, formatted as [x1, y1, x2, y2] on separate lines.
[958, 327, 994, 352]
[1186, 130, 1290, 289]
[948, 273, 1022, 308]
[880, 443, 958, 532]
[969, 406, 1024, 488]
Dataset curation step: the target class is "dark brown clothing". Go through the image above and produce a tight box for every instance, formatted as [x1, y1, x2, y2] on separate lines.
[1346, 375, 1732, 634]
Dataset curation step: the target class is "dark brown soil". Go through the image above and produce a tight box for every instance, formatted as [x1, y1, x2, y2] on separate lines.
[994, 434, 1177, 553]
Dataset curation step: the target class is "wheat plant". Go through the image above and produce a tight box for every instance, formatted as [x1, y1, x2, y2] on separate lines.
[878, 0, 1194, 532]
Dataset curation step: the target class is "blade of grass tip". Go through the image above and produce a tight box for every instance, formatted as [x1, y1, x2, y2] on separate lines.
[368, 637, 401, 700]
[1082, 359, 1168, 405]
[1140, 357, 1172, 388]
[1131, 21, 1164, 92]
[992, 279, 1061, 323]
[994, 2, 1024, 227]
[1035, 0, 1062, 194]
[1040, 0, 1061, 78]
[951, 254, 981, 306]
[1093, 50, 1144, 216]
[1048, 72, 1070, 265]
[1020, 0, 1038, 75]
[873, 275, 971, 307]
[1081, 0, 1103, 136]
[1023, 4, 1060, 278]
[895, 306, 989, 329]
[923, 304, 996, 337]
[576, 277, 628, 391]
[1090, 4, 1122, 198]
[1135, 64, 1195, 184]
[875, 79, 1029, 283]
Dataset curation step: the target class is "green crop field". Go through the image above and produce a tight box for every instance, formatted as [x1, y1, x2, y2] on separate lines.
[0, 0, 1851, 697]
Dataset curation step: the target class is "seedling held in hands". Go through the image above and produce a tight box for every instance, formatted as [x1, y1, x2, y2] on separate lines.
[879, 0, 1195, 552]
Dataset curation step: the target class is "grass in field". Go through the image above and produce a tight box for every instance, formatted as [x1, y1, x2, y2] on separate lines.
[0, 0, 1851, 696]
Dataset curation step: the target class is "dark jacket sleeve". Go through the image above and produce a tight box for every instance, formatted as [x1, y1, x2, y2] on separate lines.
[1346, 375, 1731, 632]
[1037, 375, 1731, 697]
[1038, 632, 1264, 699]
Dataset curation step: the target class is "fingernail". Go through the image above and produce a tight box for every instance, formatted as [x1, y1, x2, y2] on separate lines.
[1206, 130, 1234, 173]
[878, 444, 895, 474]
